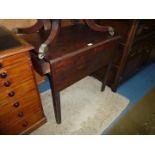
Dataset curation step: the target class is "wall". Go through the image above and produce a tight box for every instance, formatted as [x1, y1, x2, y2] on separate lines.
[0, 19, 83, 30]
[0, 19, 36, 30]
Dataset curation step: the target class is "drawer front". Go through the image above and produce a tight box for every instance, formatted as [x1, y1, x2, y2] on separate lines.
[0, 98, 42, 127]
[0, 87, 43, 135]
[0, 111, 44, 135]
[0, 60, 33, 87]
[0, 89, 40, 115]
[0, 52, 29, 69]
[0, 78, 36, 105]
[52, 39, 119, 91]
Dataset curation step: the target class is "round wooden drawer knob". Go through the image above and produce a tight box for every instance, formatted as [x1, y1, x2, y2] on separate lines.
[18, 112, 24, 117]
[13, 101, 20, 108]
[22, 121, 28, 127]
[0, 72, 7, 78]
[8, 91, 15, 97]
[4, 81, 11, 87]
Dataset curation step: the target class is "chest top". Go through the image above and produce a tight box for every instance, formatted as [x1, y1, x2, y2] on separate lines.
[0, 27, 21, 51]
[0, 26, 33, 58]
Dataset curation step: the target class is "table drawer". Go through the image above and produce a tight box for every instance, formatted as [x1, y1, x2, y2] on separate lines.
[52, 38, 119, 91]
[0, 78, 36, 105]
[0, 52, 29, 69]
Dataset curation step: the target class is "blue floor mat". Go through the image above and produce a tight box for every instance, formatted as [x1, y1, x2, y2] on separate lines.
[38, 76, 50, 93]
[117, 62, 155, 108]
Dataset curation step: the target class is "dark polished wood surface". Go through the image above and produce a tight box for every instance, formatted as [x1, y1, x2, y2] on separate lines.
[22, 24, 117, 61]
[49, 34, 120, 91]
[45, 25, 117, 61]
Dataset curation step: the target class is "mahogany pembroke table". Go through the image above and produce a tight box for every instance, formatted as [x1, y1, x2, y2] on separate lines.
[14, 20, 121, 124]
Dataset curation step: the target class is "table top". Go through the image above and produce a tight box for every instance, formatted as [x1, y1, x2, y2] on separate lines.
[46, 24, 117, 60]
[21, 24, 120, 62]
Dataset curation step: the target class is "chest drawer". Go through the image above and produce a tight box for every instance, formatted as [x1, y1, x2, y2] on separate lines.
[0, 97, 42, 126]
[0, 59, 32, 85]
[0, 111, 44, 135]
[0, 78, 36, 105]
[0, 52, 29, 69]
[0, 89, 39, 114]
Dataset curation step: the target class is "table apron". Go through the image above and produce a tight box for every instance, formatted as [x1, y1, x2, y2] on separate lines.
[51, 40, 119, 91]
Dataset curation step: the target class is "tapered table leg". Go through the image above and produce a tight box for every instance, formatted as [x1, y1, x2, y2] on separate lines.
[101, 64, 112, 92]
[51, 90, 61, 124]
[47, 74, 61, 124]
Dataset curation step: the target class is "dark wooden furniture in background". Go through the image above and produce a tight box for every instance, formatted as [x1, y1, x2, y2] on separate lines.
[93, 20, 155, 88]
[0, 26, 46, 134]
[14, 20, 121, 124]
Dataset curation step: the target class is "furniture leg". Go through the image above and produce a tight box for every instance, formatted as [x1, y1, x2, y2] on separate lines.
[111, 82, 118, 92]
[101, 64, 112, 92]
[111, 20, 139, 92]
[47, 74, 61, 124]
[52, 90, 61, 124]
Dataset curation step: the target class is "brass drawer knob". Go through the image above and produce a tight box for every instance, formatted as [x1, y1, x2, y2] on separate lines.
[13, 101, 20, 108]
[0, 72, 7, 78]
[18, 112, 24, 117]
[4, 81, 11, 87]
[8, 91, 15, 97]
[22, 121, 28, 127]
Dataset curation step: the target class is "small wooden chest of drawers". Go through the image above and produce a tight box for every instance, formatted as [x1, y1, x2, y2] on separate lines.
[0, 26, 46, 134]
